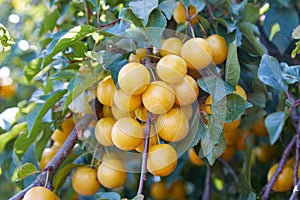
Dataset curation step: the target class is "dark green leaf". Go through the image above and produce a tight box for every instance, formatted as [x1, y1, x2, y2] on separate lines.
[263, 6, 299, 54]
[265, 111, 289, 145]
[27, 90, 67, 137]
[211, 94, 252, 123]
[34, 127, 53, 161]
[50, 70, 77, 80]
[247, 92, 266, 108]
[0, 122, 27, 154]
[197, 76, 235, 102]
[205, 135, 226, 166]
[241, 3, 259, 24]
[96, 192, 121, 200]
[53, 164, 81, 192]
[145, 9, 167, 48]
[128, 0, 158, 25]
[274, 0, 291, 7]
[237, 134, 256, 199]
[239, 22, 267, 56]
[16, 163, 38, 181]
[159, 0, 177, 20]
[119, 8, 144, 28]
[258, 54, 288, 91]
[225, 41, 240, 87]
[239, 107, 267, 130]
[0, 23, 15, 52]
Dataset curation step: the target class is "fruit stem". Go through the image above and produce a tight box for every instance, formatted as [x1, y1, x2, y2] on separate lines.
[137, 112, 153, 197]
[261, 134, 297, 200]
[202, 165, 211, 200]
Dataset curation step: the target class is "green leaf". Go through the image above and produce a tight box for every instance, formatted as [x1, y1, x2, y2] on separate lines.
[0, 23, 15, 52]
[50, 70, 77, 81]
[159, 0, 177, 20]
[24, 58, 43, 81]
[0, 122, 27, 154]
[239, 22, 267, 56]
[237, 134, 256, 199]
[201, 116, 223, 158]
[265, 111, 289, 145]
[211, 94, 252, 123]
[145, 9, 167, 48]
[16, 163, 38, 181]
[34, 127, 53, 161]
[63, 72, 105, 111]
[28, 90, 67, 137]
[274, 0, 291, 8]
[225, 41, 240, 87]
[263, 6, 299, 54]
[258, 54, 288, 91]
[53, 164, 81, 192]
[247, 92, 266, 108]
[119, 8, 144, 28]
[291, 40, 300, 59]
[96, 192, 121, 200]
[204, 135, 226, 166]
[128, 0, 158, 25]
[241, 3, 259, 24]
[43, 25, 97, 66]
[282, 64, 300, 84]
[189, 0, 205, 12]
[197, 76, 235, 102]
[40, 9, 60, 36]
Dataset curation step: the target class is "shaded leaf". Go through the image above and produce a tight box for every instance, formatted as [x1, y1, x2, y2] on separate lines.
[40, 9, 60, 36]
[211, 94, 252, 123]
[34, 127, 53, 161]
[204, 135, 226, 166]
[225, 41, 240, 87]
[197, 76, 234, 102]
[96, 192, 121, 200]
[24, 58, 43, 81]
[53, 164, 81, 191]
[241, 3, 259, 24]
[265, 111, 289, 145]
[16, 163, 38, 181]
[239, 22, 267, 56]
[282, 64, 300, 84]
[263, 6, 299, 54]
[159, 0, 177, 20]
[258, 54, 288, 91]
[128, 0, 158, 25]
[119, 8, 144, 28]
[27, 90, 67, 137]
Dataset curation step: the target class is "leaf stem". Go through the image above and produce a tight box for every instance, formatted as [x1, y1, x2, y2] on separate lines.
[261, 134, 297, 200]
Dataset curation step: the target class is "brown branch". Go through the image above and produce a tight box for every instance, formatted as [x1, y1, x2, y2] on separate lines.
[9, 113, 94, 200]
[261, 134, 297, 200]
[83, 0, 91, 25]
[217, 157, 239, 183]
[204, 0, 214, 22]
[99, 19, 121, 30]
[290, 179, 300, 200]
[202, 165, 211, 200]
[136, 112, 152, 196]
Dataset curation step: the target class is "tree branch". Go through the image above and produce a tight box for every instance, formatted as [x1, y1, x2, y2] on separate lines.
[83, 0, 91, 25]
[217, 157, 239, 183]
[202, 165, 211, 200]
[261, 134, 297, 200]
[9, 113, 94, 200]
[290, 179, 300, 200]
[136, 112, 152, 196]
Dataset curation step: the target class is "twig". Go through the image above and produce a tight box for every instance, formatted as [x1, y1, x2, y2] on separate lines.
[83, 0, 91, 25]
[204, 0, 214, 21]
[187, 22, 195, 38]
[290, 99, 300, 112]
[217, 157, 239, 183]
[290, 179, 300, 200]
[202, 165, 211, 200]
[99, 19, 121, 30]
[261, 134, 298, 200]
[9, 113, 94, 200]
[136, 112, 152, 196]
[294, 133, 300, 186]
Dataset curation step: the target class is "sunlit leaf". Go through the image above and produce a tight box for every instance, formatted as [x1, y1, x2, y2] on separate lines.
[16, 163, 38, 181]
[128, 0, 158, 25]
